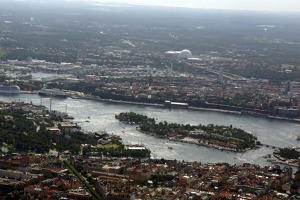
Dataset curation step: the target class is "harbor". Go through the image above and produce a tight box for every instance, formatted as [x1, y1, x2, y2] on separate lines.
[0, 93, 299, 167]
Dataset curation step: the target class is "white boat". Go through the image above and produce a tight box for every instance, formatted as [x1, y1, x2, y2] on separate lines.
[38, 88, 67, 98]
[0, 85, 20, 94]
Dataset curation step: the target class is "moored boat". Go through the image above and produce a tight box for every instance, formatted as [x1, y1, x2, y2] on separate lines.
[0, 85, 20, 94]
[38, 88, 67, 98]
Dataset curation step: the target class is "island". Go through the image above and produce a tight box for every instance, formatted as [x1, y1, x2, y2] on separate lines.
[115, 111, 155, 125]
[115, 112, 260, 152]
[0, 103, 298, 200]
[266, 147, 300, 167]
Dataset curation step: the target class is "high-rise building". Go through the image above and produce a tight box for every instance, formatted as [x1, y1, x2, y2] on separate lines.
[219, 70, 224, 82]
[285, 81, 293, 94]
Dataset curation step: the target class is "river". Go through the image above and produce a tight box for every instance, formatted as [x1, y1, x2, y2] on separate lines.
[1, 94, 299, 166]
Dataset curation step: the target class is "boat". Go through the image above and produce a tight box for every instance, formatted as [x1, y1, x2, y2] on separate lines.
[64, 115, 74, 120]
[38, 88, 67, 98]
[0, 85, 20, 94]
[164, 100, 189, 109]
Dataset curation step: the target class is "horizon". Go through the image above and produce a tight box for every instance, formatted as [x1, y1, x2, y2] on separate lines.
[4, 0, 300, 13]
[86, 0, 300, 13]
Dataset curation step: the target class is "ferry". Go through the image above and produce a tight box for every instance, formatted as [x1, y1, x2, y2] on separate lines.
[0, 85, 20, 94]
[164, 100, 189, 109]
[38, 88, 67, 98]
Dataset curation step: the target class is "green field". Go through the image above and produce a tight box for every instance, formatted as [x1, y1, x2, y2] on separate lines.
[0, 49, 6, 58]
[97, 144, 119, 149]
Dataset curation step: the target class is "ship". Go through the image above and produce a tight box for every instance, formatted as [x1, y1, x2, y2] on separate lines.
[0, 85, 20, 94]
[38, 88, 67, 98]
[164, 100, 189, 109]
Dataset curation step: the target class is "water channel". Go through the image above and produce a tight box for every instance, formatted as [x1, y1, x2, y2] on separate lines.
[1, 93, 299, 167]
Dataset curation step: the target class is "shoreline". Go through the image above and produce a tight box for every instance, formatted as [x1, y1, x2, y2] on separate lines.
[266, 154, 298, 168]
[136, 129, 252, 153]
[71, 94, 300, 123]
[13, 92, 300, 124]
[4, 91, 300, 167]
[167, 137, 247, 153]
[72, 94, 165, 109]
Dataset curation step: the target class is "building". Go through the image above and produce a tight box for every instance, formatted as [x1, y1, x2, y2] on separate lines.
[179, 49, 193, 59]
[285, 81, 293, 94]
[275, 107, 299, 118]
[165, 49, 193, 60]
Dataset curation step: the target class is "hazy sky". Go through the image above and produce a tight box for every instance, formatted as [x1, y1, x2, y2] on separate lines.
[88, 0, 300, 12]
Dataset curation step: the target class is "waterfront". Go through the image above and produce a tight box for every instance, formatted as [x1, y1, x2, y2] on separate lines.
[1, 94, 300, 166]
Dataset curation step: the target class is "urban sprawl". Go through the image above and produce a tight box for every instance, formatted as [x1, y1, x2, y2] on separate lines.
[1, 2, 300, 199]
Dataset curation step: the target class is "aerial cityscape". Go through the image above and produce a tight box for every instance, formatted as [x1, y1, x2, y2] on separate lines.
[0, 0, 300, 199]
